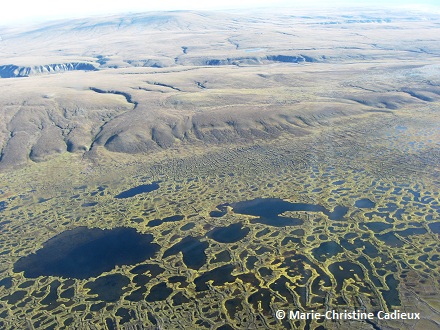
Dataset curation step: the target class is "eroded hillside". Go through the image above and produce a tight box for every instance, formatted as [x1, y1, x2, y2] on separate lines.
[0, 8, 439, 170]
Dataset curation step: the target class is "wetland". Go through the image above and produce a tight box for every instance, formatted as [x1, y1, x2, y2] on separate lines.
[1, 107, 438, 329]
[0, 6, 439, 330]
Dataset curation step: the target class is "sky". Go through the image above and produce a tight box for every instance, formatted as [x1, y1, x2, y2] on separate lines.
[1, 0, 439, 25]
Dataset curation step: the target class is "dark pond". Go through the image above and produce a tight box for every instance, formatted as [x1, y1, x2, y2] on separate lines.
[375, 232, 404, 247]
[355, 198, 376, 208]
[211, 250, 231, 263]
[41, 280, 61, 309]
[428, 222, 440, 235]
[225, 297, 243, 319]
[283, 254, 332, 289]
[256, 228, 271, 238]
[0, 201, 7, 212]
[377, 202, 398, 213]
[271, 276, 295, 304]
[357, 256, 382, 287]
[380, 275, 401, 309]
[210, 203, 229, 218]
[1, 290, 27, 304]
[168, 276, 188, 287]
[256, 246, 272, 255]
[130, 263, 164, 276]
[217, 325, 235, 330]
[312, 241, 344, 262]
[163, 215, 184, 222]
[0, 220, 11, 230]
[233, 198, 326, 217]
[18, 280, 34, 289]
[172, 292, 190, 305]
[237, 273, 259, 287]
[328, 261, 364, 292]
[85, 274, 130, 302]
[397, 227, 427, 237]
[327, 206, 349, 221]
[259, 267, 273, 277]
[246, 256, 258, 270]
[125, 287, 147, 302]
[147, 219, 163, 227]
[365, 211, 393, 223]
[146, 283, 173, 302]
[332, 180, 345, 185]
[231, 198, 349, 225]
[114, 182, 160, 199]
[282, 236, 302, 246]
[60, 288, 74, 299]
[116, 307, 132, 324]
[90, 302, 106, 312]
[14, 227, 160, 279]
[209, 222, 250, 243]
[181, 222, 195, 231]
[122, 274, 154, 299]
[248, 288, 272, 314]
[194, 264, 235, 291]
[81, 202, 98, 207]
[147, 215, 184, 227]
[232, 198, 304, 227]
[364, 222, 393, 233]
[361, 241, 379, 257]
[255, 216, 303, 227]
[406, 189, 421, 202]
[163, 236, 208, 270]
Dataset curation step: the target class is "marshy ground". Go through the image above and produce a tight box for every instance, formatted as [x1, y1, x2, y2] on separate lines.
[0, 7, 439, 330]
[0, 102, 439, 329]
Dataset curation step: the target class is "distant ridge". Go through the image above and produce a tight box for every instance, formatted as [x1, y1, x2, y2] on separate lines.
[0, 62, 97, 78]
[0, 8, 439, 169]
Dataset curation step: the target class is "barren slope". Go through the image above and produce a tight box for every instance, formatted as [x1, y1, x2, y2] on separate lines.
[0, 8, 439, 169]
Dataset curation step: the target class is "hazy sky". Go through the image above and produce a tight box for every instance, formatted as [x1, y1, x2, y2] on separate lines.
[1, 0, 439, 25]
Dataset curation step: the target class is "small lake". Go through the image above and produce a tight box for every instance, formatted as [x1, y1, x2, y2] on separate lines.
[81, 202, 98, 207]
[85, 274, 130, 302]
[428, 222, 440, 235]
[355, 198, 375, 208]
[230, 198, 348, 225]
[163, 236, 208, 270]
[147, 215, 184, 227]
[312, 241, 344, 262]
[208, 223, 250, 243]
[114, 182, 160, 199]
[14, 227, 160, 279]
[194, 264, 236, 291]
[380, 274, 401, 309]
[146, 283, 173, 302]
[363, 222, 393, 233]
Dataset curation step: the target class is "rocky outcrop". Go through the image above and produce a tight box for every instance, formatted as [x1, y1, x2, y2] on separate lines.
[193, 55, 318, 66]
[0, 62, 97, 78]
[176, 54, 320, 67]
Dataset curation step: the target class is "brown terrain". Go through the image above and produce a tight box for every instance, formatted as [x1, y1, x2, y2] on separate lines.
[0, 8, 439, 169]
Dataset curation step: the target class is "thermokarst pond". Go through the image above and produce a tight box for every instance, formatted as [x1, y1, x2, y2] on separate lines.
[208, 222, 250, 243]
[114, 182, 160, 199]
[13, 227, 160, 279]
[215, 197, 349, 225]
